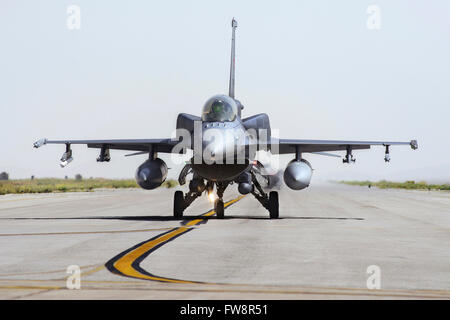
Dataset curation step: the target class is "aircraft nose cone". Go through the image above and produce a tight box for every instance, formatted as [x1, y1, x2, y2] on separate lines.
[211, 141, 225, 157]
[203, 139, 225, 162]
[201, 126, 246, 164]
[202, 127, 229, 163]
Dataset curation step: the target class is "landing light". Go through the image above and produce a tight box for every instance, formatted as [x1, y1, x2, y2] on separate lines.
[208, 192, 216, 203]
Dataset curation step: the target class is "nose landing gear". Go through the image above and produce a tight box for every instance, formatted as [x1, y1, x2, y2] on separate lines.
[213, 182, 228, 219]
[214, 199, 224, 219]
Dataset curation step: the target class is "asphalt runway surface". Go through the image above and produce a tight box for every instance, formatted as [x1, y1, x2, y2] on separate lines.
[0, 182, 449, 299]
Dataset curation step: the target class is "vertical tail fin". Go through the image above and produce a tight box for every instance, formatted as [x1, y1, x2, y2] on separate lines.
[228, 18, 238, 99]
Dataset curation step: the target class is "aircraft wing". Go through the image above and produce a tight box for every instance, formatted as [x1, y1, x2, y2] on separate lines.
[33, 138, 179, 153]
[272, 139, 418, 154]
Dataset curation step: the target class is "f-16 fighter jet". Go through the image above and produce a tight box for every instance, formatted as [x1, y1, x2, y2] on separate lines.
[34, 19, 418, 219]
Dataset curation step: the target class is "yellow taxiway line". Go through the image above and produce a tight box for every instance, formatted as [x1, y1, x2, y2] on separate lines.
[106, 195, 246, 283]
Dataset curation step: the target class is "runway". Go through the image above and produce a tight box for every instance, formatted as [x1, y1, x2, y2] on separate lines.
[0, 183, 449, 299]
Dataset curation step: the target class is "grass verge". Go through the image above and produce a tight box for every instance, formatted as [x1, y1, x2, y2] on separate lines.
[340, 180, 450, 191]
[0, 178, 178, 195]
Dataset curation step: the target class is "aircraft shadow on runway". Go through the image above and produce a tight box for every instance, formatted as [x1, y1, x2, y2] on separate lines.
[0, 215, 364, 221]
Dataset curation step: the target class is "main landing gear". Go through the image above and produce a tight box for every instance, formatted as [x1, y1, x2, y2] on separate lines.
[173, 181, 229, 219]
[268, 191, 279, 219]
[173, 176, 279, 219]
[249, 172, 279, 219]
[173, 190, 185, 218]
[173, 188, 202, 219]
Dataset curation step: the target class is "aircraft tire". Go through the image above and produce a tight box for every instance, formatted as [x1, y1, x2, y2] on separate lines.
[215, 199, 224, 219]
[268, 191, 279, 219]
[174, 190, 184, 218]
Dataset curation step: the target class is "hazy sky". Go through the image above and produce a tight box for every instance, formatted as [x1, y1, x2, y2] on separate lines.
[1, 1, 449, 182]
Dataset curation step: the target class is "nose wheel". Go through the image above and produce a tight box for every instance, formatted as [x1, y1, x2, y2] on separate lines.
[215, 199, 225, 219]
[213, 182, 228, 219]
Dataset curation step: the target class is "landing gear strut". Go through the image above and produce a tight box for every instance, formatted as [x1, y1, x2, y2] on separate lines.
[250, 172, 279, 219]
[173, 189, 202, 219]
[173, 176, 279, 220]
[173, 180, 229, 219]
[214, 199, 224, 219]
[214, 182, 228, 219]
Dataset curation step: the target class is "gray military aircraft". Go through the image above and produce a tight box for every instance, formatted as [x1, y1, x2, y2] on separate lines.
[34, 18, 418, 219]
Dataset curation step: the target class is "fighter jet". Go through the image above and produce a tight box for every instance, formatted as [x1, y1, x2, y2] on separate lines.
[34, 18, 418, 219]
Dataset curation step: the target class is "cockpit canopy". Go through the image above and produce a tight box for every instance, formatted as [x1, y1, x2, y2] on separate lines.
[201, 95, 238, 122]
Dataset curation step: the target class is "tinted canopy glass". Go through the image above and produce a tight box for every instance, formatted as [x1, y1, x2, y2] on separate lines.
[201, 95, 238, 122]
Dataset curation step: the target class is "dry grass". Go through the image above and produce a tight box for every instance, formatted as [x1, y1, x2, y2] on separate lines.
[340, 180, 450, 191]
[0, 178, 178, 195]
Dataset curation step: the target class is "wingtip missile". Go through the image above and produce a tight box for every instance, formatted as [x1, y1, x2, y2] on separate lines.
[410, 140, 418, 150]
